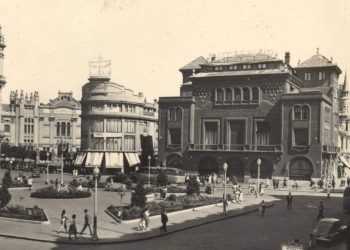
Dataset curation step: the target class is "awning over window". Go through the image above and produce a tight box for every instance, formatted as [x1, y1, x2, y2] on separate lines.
[105, 152, 123, 169]
[74, 152, 86, 166]
[85, 152, 104, 167]
[339, 156, 350, 169]
[125, 153, 140, 166]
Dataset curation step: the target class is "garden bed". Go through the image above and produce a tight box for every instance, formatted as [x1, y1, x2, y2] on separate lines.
[30, 185, 91, 199]
[106, 194, 222, 221]
[0, 204, 49, 223]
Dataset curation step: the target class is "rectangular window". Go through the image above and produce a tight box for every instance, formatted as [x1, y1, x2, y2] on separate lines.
[4, 124, 10, 132]
[319, 72, 326, 80]
[294, 128, 309, 146]
[124, 136, 135, 150]
[204, 122, 218, 145]
[91, 137, 104, 150]
[168, 128, 181, 146]
[91, 119, 104, 132]
[243, 65, 247, 70]
[304, 72, 311, 81]
[124, 120, 136, 133]
[256, 122, 270, 145]
[106, 119, 122, 132]
[106, 137, 122, 150]
[247, 64, 251, 69]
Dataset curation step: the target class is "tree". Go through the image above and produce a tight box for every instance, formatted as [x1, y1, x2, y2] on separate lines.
[156, 169, 168, 187]
[0, 170, 12, 209]
[186, 176, 200, 196]
[131, 181, 147, 207]
[2, 169, 12, 188]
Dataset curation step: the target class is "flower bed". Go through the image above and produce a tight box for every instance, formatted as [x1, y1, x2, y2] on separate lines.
[154, 185, 187, 194]
[30, 185, 91, 199]
[0, 204, 49, 222]
[106, 194, 222, 221]
[9, 180, 28, 188]
[69, 179, 107, 189]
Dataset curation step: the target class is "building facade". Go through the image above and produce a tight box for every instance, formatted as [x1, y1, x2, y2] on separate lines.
[78, 61, 158, 173]
[1, 91, 81, 154]
[158, 51, 342, 182]
[0, 26, 7, 134]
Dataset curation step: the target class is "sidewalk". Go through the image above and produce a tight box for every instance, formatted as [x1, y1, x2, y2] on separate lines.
[0, 194, 278, 245]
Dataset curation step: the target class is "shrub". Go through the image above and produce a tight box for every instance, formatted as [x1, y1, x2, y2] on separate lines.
[2, 169, 12, 188]
[186, 176, 200, 196]
[30, 185, 91, 199]
[156, 170, 168, 187]
[168, 194, 177, 202]
[131, 182, 147, 207]
[0, 186, 11, 209]
[113, 173, 128, 183]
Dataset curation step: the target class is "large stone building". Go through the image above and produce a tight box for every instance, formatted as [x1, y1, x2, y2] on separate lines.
[158, 51, 343, 182]
[0, 26, 7, 134]
[77, 59, 158, 174]
[2, 90, 81, 154]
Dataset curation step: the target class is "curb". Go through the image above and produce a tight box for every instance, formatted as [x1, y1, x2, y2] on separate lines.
[0, 202, 274, 245]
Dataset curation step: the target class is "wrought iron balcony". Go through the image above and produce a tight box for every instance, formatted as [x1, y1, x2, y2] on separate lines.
[188, 144, 282, 152]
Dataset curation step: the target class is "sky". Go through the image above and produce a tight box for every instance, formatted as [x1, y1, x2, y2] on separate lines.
[0, 0, 349, 104]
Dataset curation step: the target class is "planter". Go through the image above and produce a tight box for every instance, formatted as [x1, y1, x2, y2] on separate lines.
[30, 185, 91, 199]
[0, 204, 50, 224]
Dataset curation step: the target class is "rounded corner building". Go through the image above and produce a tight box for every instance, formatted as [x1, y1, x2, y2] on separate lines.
[77, 59, 158, 174]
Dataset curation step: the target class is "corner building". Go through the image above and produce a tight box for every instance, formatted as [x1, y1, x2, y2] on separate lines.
[158, 51, 342, 182]
[79, 75, 158, 174]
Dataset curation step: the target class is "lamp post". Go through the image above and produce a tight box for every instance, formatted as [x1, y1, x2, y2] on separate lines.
[148, 155, 151, 187]
[119, 185, 126, 221]
[46, 152, 50, 184]
[257, 158, 261, 198]
[58, 137, 68, 185]
[223, 162, 228, 214]
[92, 166, 100, 241]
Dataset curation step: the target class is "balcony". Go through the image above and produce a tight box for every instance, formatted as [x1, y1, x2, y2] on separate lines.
[322, 145, 340, 154]
[188, 144, 282, 152]
[143, 111, 155, 117]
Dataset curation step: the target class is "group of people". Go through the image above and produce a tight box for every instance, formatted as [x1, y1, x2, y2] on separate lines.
[230, 185, 243, 203]
[58, 209, 92, 240]
[14, 174, 33, 191]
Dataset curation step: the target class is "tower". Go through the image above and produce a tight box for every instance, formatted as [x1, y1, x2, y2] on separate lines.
[0, 26, 6, 133]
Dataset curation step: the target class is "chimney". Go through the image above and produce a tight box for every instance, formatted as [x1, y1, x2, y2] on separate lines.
[285, 52, 290, 65]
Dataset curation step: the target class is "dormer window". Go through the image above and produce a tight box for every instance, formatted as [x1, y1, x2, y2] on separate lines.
[257, 63, 267, 69]
[304, 72, 311, 81]
[243, 64, 252, 70]
[319, 72, 326, 80]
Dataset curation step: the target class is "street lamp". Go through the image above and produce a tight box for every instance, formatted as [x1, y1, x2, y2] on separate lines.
[92, 166, 100, 241]
[257, 158, 261, 198]
[223, 162, 228, 214]
[58, 137, 68, 185]
[119, 185, 126, 221]
[46, 152, 50, 184]
[148, 155, 151, 187]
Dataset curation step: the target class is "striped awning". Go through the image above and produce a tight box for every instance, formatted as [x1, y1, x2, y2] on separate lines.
[125, 153, 140, 166]
[339, 155, 350, 169]
[74, 152, 86, 166]
[85, 152, 104, 168]
[105, 152, 123, 169]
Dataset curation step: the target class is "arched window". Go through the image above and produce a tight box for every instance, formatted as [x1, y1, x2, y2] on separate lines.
[294, 105, 301, 120]
[61, 122, 66, 136]
[169, 108, 176, 121]
[252, 87, 259, 101]
[243, 87, 250, 101]
[302, 105, 310, 120]
[56, 122, 60, 136]
[176, 108, 182, 121]
[216, 89, 224, 101]
[225, 88, 232, 101]
[234, 88, 241, 101]
[67, 122, 71, 137]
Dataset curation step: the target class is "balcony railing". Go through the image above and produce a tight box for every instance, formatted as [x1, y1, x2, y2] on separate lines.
[188, 144, 282, 152]
[322, 145, 340, 153]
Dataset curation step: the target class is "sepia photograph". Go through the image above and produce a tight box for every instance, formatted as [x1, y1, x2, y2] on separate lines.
[0, 0, 350, 249]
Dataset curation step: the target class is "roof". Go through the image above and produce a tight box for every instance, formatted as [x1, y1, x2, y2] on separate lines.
[206, 53, 282, 66]
[296, 54, 341, 71]
[190, 68, 289, 78]
[300, 86, 332, 96]
[180, 56, 208, 71]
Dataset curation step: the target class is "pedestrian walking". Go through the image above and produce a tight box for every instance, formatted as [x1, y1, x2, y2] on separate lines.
[316, 201, 324, 221]
[308, 234, 316, 250]
[259, 200, 266, 217]
[144, 207, 150, 230]
[27, 176, 33, 191]
[68, 214, 78, 240]
[286, 192, 293, 209]
[57, 209, 68, 233]
[331, 178, 336, 190]
[55, 178, 59, 189]
[160, 208, 168, 232]
[347, 177, 350, 186]
[80, 209, 92, 235]
[138, 209, 146, 231]
[283, 177, 287, 188]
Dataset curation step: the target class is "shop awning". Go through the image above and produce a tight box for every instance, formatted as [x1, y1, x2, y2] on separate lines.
[339, 155, 350, 169]
[105, 152, 123, 169]
[125, 153, 140, 166]
[85, 152, 104, 167]
[74, 152, 86, 166]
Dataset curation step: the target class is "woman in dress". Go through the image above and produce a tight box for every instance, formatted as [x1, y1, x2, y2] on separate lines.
[68, 214, 78, 240]
[58, 209, 68, 233]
